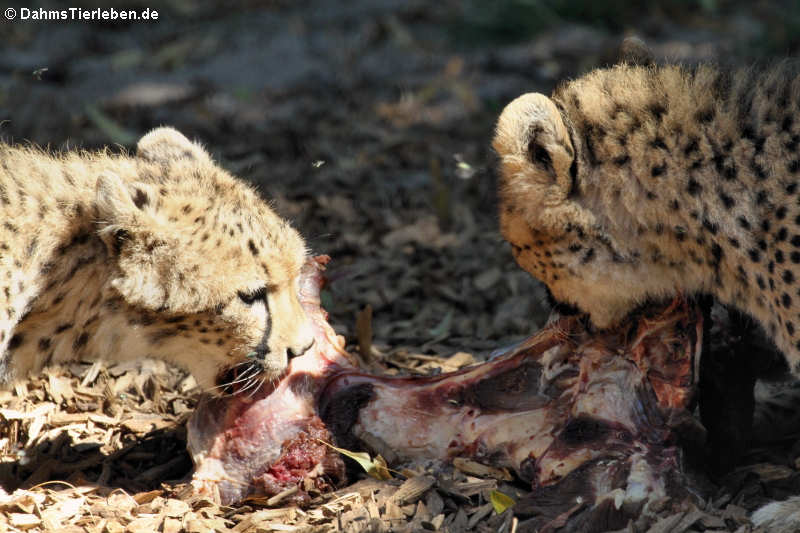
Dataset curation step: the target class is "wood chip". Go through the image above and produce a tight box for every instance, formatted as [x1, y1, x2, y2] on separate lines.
[429, 513, 445, 531]
[9, 513, 40, 529]
[444, 351, 475, 369]
[163, 498, 191, 517]
[163, 517, 183, 533]
[79, 361, 104, 387]
[366, 499, 380, 519]
[474, 267, 501, 290]
[747, 462, 795, 482]
[126, 516, 163, 533]
[120, 415, 172, 434]
[47, 374, 75, 404]
[384, 500, 405, 521]
[413, 500, 431, 523]
[440, 478, 497, 500]
[449, 508, 469, 532]
[105, 521, 125, 533]
[1, 403, 56, 420]
[670, 509, 708, 532]
[646, 511, 686, 533]
[184, 519, 208, 533]
[467, 503, 494, 529]
[391, 475, 435, 505]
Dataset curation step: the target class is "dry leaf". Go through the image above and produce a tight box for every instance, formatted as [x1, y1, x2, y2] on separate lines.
[452, 457, 513, 481]
[133, 490, 162, 505]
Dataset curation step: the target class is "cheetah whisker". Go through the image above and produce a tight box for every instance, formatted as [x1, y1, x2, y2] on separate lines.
[217, 373, 258, 391]
[210, 368, 257, 391]
[245, 376, 266, 399]
[209, 362, 261, 392]
[236, 375, 262, 397]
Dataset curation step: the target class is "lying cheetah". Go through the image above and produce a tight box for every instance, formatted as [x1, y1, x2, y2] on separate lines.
[493, 62, 800, 529]
[0, 127, 314, 392]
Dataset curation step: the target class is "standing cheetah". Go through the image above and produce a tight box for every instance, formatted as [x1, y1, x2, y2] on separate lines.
[494, 62, 800, 374]
[0, 127, 314, 392]
[493, 62, 800, 529]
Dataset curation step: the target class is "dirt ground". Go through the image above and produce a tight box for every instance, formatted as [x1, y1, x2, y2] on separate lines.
[2, 1, 800, 531]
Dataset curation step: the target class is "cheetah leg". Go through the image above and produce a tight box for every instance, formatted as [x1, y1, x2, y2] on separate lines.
[699, 302, 757, 476]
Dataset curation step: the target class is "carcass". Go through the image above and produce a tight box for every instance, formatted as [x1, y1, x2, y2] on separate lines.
[188, 257, 704, 527]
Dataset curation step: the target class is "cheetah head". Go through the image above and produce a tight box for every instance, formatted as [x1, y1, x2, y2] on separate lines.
[94, 128, 315, 392]
[494, 94, 666, 329]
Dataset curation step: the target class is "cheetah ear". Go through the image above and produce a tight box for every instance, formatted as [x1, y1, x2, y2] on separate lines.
[136, 127, 212, 165]
[493, 93, 576, 201]
[95, 172, 157, 221]
[95, 172, 162, 256]
[618, 36, 654, 66]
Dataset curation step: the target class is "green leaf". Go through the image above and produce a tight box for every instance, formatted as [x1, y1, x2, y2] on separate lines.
[84, 104, 137, 146]
[490, 490, 515, 514]
[428, 309, 453, 339]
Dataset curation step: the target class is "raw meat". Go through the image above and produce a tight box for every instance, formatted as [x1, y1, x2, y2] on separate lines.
[188, 257, 703, 527]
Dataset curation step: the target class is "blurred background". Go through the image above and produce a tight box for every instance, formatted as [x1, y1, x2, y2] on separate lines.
[2, 0, 800, 359]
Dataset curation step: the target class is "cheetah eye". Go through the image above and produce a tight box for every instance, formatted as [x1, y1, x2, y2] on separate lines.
[237, 287, 267, 305]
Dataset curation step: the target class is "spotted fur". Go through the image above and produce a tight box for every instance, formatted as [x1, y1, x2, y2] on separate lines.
[0, 128, 314, 390]
[494, 62, 800, 374]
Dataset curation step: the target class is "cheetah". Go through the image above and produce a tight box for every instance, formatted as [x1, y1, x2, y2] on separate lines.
[0, 127, 315, 392]
[493, 62, 800, 528]
[494, 62, 800, 372]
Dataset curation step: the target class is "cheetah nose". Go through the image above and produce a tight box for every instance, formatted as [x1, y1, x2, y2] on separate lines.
[288, 339, 315, 359]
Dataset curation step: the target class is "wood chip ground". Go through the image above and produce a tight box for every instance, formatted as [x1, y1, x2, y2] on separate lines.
[3, 0, 800, 530]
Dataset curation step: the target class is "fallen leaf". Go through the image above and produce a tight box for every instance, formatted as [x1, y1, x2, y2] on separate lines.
[319, 441, 392, 480]
[453, 457, 512, 481]
[489, 490, 515, 514]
